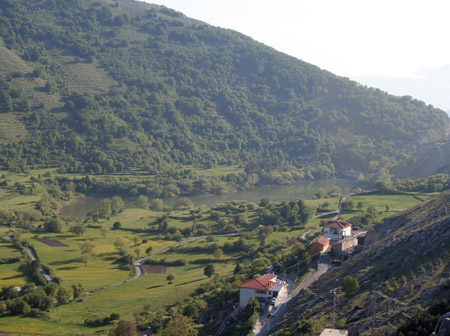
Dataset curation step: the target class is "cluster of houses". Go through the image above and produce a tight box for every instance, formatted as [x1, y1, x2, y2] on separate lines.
[238, 220, 362, 310]
[309, 220, 360, 259]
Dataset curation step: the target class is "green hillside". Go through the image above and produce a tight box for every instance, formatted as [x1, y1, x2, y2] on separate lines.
[0, 0, 448, 195]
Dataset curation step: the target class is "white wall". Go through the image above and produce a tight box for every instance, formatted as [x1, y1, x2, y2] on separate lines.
[239, 288, 272, 308]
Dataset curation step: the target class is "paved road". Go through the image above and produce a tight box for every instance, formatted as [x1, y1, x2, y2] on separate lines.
[255, 253, 330, 336]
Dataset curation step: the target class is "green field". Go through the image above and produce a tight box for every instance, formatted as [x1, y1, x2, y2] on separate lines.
[0, 169, 443, 335]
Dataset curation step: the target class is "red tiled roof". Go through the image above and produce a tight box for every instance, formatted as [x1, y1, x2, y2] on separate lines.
[239, 274, 278, 290]
[310, 236, 330, 246]
[325, 220, 352, 229]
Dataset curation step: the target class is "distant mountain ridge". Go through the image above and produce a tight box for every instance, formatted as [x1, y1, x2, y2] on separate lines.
[0, 0, 448, 190]
[353, 64, 450, 113]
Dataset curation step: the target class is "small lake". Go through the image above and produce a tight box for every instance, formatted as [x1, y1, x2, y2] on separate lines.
[60, 179, 357, 218]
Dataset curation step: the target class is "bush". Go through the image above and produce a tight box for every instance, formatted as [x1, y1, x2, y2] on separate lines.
[342, 276, 359, 296]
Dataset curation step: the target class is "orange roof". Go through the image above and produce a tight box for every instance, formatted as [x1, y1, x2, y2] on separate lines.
[310, 236, 330, 246]
[325, 220, 352, 229]
[239, 274, 278, 290]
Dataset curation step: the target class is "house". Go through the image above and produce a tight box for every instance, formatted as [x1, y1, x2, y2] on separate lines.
[309, 236, 330, 257]
[323, 220, 352, 241]
[239, 274, 284, 308]
[331, 236, 358, 258]
[319, 329, 348, 336]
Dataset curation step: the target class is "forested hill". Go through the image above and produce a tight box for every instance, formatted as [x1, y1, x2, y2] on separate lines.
[0, 0, 448, 185]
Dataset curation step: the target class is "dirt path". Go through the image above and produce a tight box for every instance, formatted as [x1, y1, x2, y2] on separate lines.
[4, 233, 55, 283]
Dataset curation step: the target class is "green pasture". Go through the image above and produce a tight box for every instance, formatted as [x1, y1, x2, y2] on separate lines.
[51, 261, 235, 329]
[0, 232, 26, 287]
[0, 263, 26, 287]
[189, 165, 243, 177]
[0, 315, 105, 335]
[304, 196, 341, 211]
[348, 194, 424, 213]
[21, 227, 175, 290]
[163, 237, 241, 263]
[264, 228, 306, 245]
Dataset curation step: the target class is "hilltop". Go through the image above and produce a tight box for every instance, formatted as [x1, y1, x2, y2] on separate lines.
[0, 0, 449, 195]
[271, 191, 450, 335]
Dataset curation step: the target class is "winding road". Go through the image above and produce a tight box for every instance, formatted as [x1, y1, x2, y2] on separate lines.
[4, 233, 54, 283]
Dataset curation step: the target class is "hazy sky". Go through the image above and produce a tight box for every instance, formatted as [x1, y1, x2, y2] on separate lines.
[145, 0, 450, 78]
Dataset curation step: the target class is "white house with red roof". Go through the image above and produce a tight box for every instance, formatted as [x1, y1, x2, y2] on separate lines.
[323, 220, 352, 242]
[239, 274, 285, 308]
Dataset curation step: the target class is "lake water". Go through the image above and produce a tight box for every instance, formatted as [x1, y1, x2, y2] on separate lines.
[60, 179, 357, 218]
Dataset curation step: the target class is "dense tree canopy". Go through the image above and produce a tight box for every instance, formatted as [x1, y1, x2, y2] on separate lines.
[0, 0, 448, 194]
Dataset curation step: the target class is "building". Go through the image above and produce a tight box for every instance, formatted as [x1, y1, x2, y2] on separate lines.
[239, 274, 284, 308]
[319, 329, 348, 336]
[331, 236, 359, 259]
[323, 220, 352, 241]
[309, 236, 330, 257]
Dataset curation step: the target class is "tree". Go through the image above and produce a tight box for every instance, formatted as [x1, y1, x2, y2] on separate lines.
[72, 284, 83, 298]
[259, 198, 270, 207]
[69, 223, 85, 236]
[108, 320, 136, 336]
[213, 248, 224, 260]
[56, 287, 73, 304]
[0, 90, 12, 112]
[112, 221, 121, 230]
[8, 298, 31, 315]
[204, 264, 215, 278]
[166, 274, 175, 283]
[341, 199, 355, 211]
[356, 201, 364, 211]
[135, 195, 149, 209]
[149, 198, 164, 211]
[145, 246, 153, 255]
[44, 218, 63, 233]
[164, 314, 198, 336]
[79, 240, 97, 266]
[237, 213, 248, 226]
[114, 237, 131, 251]
[110, 196, 125, 215]
[100, 225, 110, 237]
[174, 197, 194, 209]
[342, 276, 359, 296]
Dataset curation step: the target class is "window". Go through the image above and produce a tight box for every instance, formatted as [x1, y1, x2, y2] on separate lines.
[255, 290, 266, 294]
